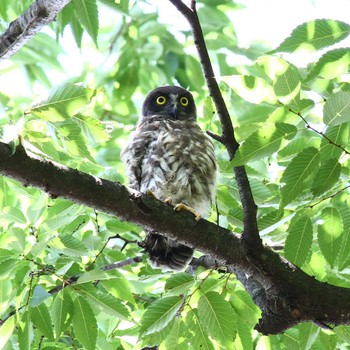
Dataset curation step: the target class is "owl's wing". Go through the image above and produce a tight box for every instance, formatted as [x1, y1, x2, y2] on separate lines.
[121, 126, 154, 191]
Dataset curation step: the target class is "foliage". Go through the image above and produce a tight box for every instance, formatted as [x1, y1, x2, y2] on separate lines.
[1, 0, 350, 349]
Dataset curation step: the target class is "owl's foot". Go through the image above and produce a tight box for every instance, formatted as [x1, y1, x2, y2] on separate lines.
[164, 197, 173, 205]
[174, 203, 201, 221]
[146, 189, 156, 198]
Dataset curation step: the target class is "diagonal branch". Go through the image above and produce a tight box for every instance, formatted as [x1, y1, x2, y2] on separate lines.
[1, 141, 350, 334]
[168, 0, 261, 248]
[0, 0, 71, 60]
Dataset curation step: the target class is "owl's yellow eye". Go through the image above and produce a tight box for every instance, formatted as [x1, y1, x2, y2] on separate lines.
[180, 97, 189, 106]
[156, 96, 167, 105]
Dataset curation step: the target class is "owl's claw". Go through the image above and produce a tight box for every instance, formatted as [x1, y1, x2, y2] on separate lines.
[164, 197, 173, 205]
[174, 203, 201, 221]
[146, 189, 156, 198]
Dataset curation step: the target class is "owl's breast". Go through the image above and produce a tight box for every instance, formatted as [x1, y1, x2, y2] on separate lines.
[139, 121, 217, 216]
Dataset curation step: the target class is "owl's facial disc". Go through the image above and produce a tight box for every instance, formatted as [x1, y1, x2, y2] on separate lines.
[142, 86, 197, 120]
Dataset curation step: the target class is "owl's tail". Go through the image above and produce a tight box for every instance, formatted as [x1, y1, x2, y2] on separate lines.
[142, 232, 193, 271]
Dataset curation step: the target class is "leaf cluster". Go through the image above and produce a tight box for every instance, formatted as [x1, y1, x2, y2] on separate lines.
[1, 1, 350, 349]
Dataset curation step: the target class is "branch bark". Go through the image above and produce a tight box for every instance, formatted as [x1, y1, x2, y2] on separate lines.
[1, 141, 350, 334]
[0, 0, 71, 60]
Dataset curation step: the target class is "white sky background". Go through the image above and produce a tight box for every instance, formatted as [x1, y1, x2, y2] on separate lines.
[1, 0, 350, 99]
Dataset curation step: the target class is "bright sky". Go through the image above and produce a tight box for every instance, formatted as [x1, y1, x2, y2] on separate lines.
[1, 0, 350, 99]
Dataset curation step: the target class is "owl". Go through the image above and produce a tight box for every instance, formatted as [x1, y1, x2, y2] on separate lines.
[121, 86, 217, 271]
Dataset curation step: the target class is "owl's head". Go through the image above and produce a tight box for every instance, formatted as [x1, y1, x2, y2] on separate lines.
[141, 86, 197, 120]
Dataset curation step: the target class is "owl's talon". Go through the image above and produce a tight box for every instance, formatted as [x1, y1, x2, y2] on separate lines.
[174, 203, 201, 221]
[146, 189, 156, 198]
[164, 197, 173, 205]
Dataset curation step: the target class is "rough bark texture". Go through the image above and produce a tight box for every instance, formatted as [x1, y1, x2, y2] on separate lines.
[1, 142, 350, 334]
[0, 0, 71, 60]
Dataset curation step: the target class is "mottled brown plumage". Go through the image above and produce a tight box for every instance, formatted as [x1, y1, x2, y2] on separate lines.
[121, 86, 217, 271]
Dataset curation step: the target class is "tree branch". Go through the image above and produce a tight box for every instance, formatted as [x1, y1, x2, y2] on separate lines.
[1, 141, 350, 334]
[0, 0, 71, 60]
[168, 0, 262, 248]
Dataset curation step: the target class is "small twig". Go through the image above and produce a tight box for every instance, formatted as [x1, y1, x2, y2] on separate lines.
[102, 256, 142, 270]
[290, 108, 350, 155]
[309, 184, 350, 209]
[168, 0, 239, 159]
[169, 0, 262, 250]
[206, 130, 223, 143]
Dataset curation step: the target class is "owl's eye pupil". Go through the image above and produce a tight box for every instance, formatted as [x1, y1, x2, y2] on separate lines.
[156, 96, 167, 105]
[180, 97, 189, 106]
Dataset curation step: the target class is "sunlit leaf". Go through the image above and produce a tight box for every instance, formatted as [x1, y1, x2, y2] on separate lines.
[73, 295, 97, 350]
[140, 296, 183, 336]
[318, 207, 343, 267]
[306, 48, 350, 81]
[280, 147, 320, 208]
[197, 291, 236, 346]
[323, 91, 350, 126]
[311, 158, 341, 196]
[285, 215, 313, 266]
[165, 272, 195, 296]
[320, 123, 349, 161]
[50, 289, 73, 339]
[79, 284, 130, 320]
[73, 0, 99, 45]
[187, 308, 214, 350]
[271, 19, 350, 53]
[31, 303, 54, 341]
[232, 123, 297, 166]
[28, 83, 95, 120]
[18, 311, 31, 350]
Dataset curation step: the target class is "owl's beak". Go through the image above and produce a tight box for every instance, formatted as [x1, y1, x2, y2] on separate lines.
[170, 104, 179, 119]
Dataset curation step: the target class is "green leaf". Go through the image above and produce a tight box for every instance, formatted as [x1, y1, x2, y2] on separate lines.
[273, 63, 301, 105]
[18, 311, 31, 350]
[28, 83, 95, 120]
[73, 114, 109, 143]
[188, 308, 214, 350]
[230, 290, 260, 327]
[320, 123, 349, 161]
[306, 48, 350, 81]
[73, 295, 97, 350]
[140, 296, 183, 336]
[271, 19, 350, 53]
[318, 207, 343, 267]
[232, 123, 297, 166]
[29, 285, 52, 307]
[165, 272, 195, 296]
[165, 319, 187, 350]
[0, 315, 16, 348]
[284, 215, 313, 266]
[323, 91, 350, 126]
[311, 158, 341, 196]
[79, 284, 130, 320]
[197, 291, 236, 345]
[280, 147, 320, 208]
[338, 204, 350, 270]
[223, 75, 277, 105]
[50, 235, 89, 257]
[31, 303, 54, 341]
[73, 0, 99, 45]
[2, 206, 27, 224]
[50, 289, 73, 339]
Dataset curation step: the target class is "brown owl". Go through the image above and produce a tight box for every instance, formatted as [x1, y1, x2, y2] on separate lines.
[121, 86, 217, 271]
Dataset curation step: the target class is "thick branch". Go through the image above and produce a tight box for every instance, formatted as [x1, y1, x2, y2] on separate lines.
[0, 0, 71, 60]
[1, 142, 350, 334]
